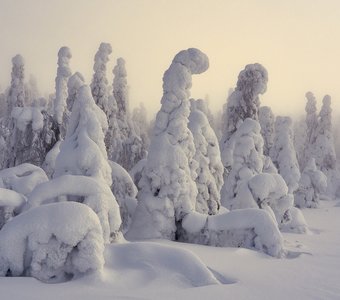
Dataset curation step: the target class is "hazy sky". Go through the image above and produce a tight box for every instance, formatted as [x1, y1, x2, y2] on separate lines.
[0, 0, 339, 119]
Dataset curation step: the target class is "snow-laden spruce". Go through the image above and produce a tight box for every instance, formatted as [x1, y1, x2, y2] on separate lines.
[220, 63, 268, 178]
[109, 161, 137, 233]
[0, 202, 104, 283]
[91, 42, 112, 114]
[108, 57, 145, 171]
[8, 55, 25, 112]
[61, 72, 85, 137]
[294, 158, 327, 208]
[180, 209, 284, 257]
[270, 116, 301, 193]
[54, 47, 72, 137]
[259, 106, 275, 157]
[301, 91, 318, 170]
[188, 99, 223, 215]
[53, 85, 122, 242]
[221, 119, 307, 232]
[313, 95, 336, 172]
[127, 48, 209, 240]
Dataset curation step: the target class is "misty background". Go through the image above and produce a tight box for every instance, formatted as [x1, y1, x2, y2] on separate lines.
[0, 0, 339, 118]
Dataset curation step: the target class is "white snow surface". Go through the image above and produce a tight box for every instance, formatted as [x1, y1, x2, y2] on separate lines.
[0, 202, 104, 283]
[1, 200, 340, 299]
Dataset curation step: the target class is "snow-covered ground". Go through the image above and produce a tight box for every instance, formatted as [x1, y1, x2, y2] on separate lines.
[1, 200, 340, 299]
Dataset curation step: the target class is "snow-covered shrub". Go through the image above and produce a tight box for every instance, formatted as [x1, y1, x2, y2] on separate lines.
[180, 208, 284, 257]
[0, 188, 26, 229]
[0, 163, 48, 196]
[54, 47, 72, 137]
[220, 63, 268, 178]
[0, 202, 104, 283]
[294, 158, 327, 208]
[259, 106, 275, 156]
[109, 161, 137, 233]
[42, 140, 61, 179]
[129, 158, 147, 188]
[127, 48, 209, 241]
[91, 42, 112, 114]
[188, 99, 223, 215]
[26, 175, 122, 243]
[270, 116, 300, 193]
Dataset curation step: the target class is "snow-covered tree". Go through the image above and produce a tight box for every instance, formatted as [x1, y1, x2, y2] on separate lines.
[270, 116, 301, 193]
[220, 63, 268, 178]
[313, 95, 336, 171]
[7, 54, 25, 113]
[54, 85, 122, 242]
[54, 47, 72, 139]
[301, 91, 319, 170]
[221, 118, 306, 232]
[61, 72, 85, 137]
[109, 161, 138, 233]
[293, 116, 307, 169]
[127, 48, 209, 240]
[91, 42, 112, 114]
[259, 106, 275, 156]
[131, 102, 150, 157]
[294, 158, 327, 208]
[109, 57, 145, 171]
[188, 99, 223, 215]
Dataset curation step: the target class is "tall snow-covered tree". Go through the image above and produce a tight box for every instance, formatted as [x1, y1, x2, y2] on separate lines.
[54, 85, 122, 242]
[109, 57, 145, 171]
[220, 63, 268, 179]
[131, 102, 150, 157]
[259, 106, 275, 157]
[270, 116, 301, 193]
[7, 55, 25, 113]
[91, 42, 112, 114]
[302, 91, 319, 170]
[313, 95, 336, 171]
[127, 48, 209, 240]
[54, 47, 72, 139]
[188, 99, 223, 215]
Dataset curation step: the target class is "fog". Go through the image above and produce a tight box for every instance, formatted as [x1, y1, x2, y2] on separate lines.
[0, 0, 339, 118]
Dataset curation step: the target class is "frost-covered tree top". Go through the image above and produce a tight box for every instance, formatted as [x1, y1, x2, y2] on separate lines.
[188, 99, 223, 215]
[113, 57, 128, 119]
[54, 47, 72, 126]
[259, 106, 275, 157]
[128, 48, 209, 240]
[55, 85, 111, 186]
[91, 42, 112, 113]
[313, 95, 336, 171]
[222, 63, 268, 142]
[8, 54, 25, 112]
[66, 72, 85, 112]
[270, 116, 301, 193]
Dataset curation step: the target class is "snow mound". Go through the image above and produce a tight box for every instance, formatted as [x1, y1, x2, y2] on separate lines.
[26, 175, 122, 243]
[0, 202, 104, 283]
[105, 241, 219, 288]
[181, 209, 284, 257]
[0, 163, 48, 196]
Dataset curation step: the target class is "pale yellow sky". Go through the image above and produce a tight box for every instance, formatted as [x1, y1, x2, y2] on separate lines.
[0, 0, 339, 118]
